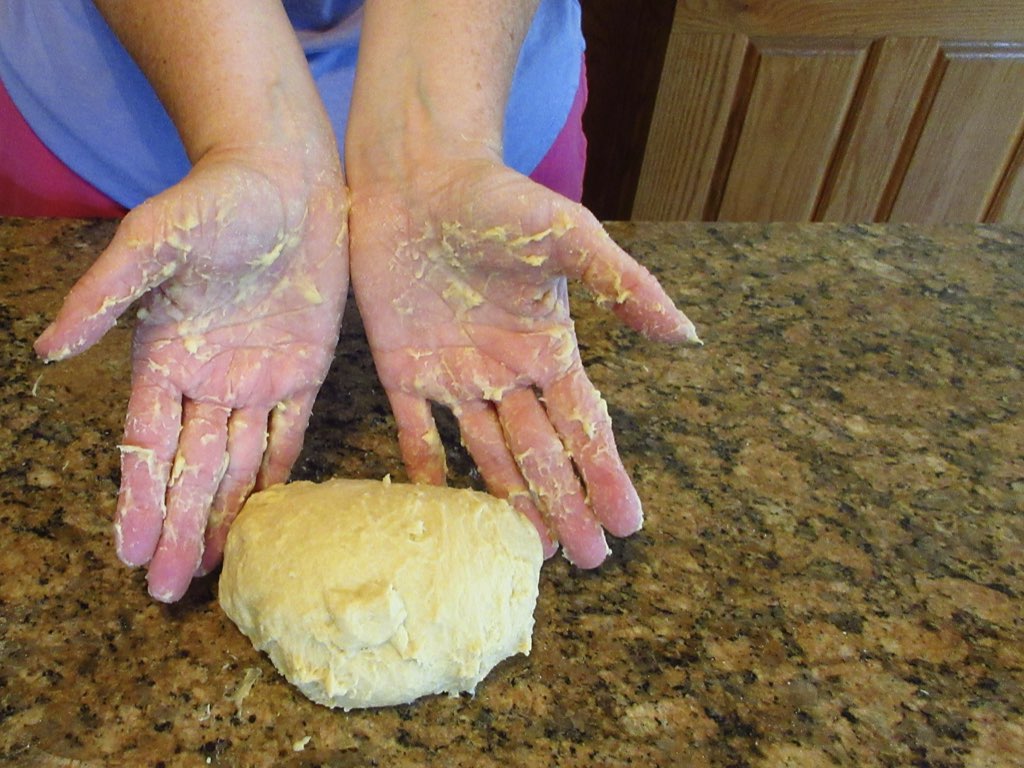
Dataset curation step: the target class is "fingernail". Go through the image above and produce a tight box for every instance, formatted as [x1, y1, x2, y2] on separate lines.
[683, 319, 703, 346]
[35, 333, 76, 363]
[33, 325, 56, 359]
[667, 317, 702, 346]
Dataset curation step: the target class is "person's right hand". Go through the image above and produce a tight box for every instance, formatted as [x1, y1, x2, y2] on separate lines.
[35, 150, 349, 602]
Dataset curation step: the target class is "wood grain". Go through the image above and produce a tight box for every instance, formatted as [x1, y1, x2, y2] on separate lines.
[633, 33, 750, 220]
[816, 38, 940, 221]
[716, 40, 867, 221]
[890, 44, 1024, 222]
[987, 132, 1024, 223]
[630, 1, 1024, 222]
[674, 0, 1024, 40]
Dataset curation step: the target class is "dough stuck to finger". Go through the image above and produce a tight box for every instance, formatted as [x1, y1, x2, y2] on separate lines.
[219, 478, 543, 711]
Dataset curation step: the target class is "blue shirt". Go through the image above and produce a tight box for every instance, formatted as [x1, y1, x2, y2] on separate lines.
[0, 0, 583, 207]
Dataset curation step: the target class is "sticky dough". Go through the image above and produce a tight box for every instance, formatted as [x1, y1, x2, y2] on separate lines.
[219, 478, 543, 710]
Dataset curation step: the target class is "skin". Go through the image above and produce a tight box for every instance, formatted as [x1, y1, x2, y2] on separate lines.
[346, 2, 700, 566]
[35, 0, 699, 601]
[35, 1, 348, 602]
[346, 159, 699, 566]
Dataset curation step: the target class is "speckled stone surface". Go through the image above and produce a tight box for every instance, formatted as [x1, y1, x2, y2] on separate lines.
[1, 219, 1022, 767]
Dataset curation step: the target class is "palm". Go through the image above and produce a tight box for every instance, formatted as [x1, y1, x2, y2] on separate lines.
[359, 184, 579, 402]
[130, 170, 342, 411]
[350, 160, 697, 567]
[36, 155, 348, 601]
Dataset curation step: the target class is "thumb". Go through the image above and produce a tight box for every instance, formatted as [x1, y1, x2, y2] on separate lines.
[34, 203, 192, 361]
[556, 205, 701, 345]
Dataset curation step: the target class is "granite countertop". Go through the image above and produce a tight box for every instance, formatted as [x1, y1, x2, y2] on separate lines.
[1, 219, 1022, 767]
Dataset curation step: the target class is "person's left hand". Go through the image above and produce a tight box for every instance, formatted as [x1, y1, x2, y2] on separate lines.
[35, 152, 348, 601]
[349, 157, 699, 567]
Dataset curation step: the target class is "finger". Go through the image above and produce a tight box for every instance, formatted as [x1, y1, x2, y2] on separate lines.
[455, 401, 558, 558]
[256, 390, 317, 489]
[197, 406, 269, 576]
[114, 372, 182, 567]
[255, 393, 314, 490]
[35, 203, 193, 361]
[145, 401, 230, 602]
[544, 367, 642, 538]
[386, 390, 447, 485]
[553, 204, 700, 344]
[497, 388, 609, 569]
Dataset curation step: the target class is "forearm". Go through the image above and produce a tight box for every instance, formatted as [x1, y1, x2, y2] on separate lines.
[93, 0, 338, 167]
[345, 0, 540, 184]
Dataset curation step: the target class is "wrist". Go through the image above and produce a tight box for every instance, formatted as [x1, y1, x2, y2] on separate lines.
[344, 46, 507, 188]
[346, 107, 502, 189]
[345, 0, 538, 188]
[194, 94, 341, 182]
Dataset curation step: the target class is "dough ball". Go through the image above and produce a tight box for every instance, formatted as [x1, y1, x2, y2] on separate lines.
[219, 478, 543, 710]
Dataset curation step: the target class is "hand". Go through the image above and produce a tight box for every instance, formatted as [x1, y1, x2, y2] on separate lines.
[349, 157, 698, 567]
[35, 151, 348, 602]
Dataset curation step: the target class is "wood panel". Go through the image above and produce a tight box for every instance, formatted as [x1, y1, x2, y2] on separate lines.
[674, 0, 1024, 40]
[816, 38, 939, 221]
[716, 40, 867, 221]
[632, 33, 749, 220]
[988, 133, 1024, 222]
[890, 45, 1024, 222]
[632, 1, 1024, 223]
